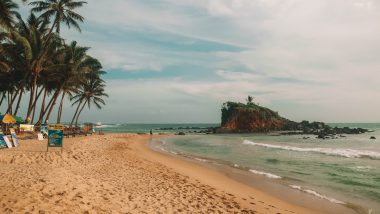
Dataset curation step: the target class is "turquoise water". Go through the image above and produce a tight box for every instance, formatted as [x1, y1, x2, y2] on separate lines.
[153, 123, 380, 213]
[99, 123, 380, 213]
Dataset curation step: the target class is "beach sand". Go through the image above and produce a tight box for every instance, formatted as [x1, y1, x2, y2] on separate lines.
[0, 133, 322, 213]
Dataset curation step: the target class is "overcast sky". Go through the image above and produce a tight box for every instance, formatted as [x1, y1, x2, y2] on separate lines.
[20, 0, 380, 123]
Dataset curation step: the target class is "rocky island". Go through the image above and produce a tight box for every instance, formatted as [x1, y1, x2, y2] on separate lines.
[215, 97, 369, 138]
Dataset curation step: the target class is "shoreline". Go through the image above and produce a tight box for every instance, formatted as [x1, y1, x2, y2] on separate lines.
[146, 135, 361, 214]
[134, 134, 323, 214]
[0, 133, 364, 213]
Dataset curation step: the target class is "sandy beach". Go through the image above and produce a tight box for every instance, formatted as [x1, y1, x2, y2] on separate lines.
[0, 133, 324, 213]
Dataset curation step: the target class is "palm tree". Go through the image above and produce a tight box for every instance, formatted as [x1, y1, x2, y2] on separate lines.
[50, 41, 90, 123]
[246, 95, 254, 105]
[70, 75, 107, 126]
[0, 0, 19, 30]
[0, 0, 108, 125]
[29, 0, 87, 38]
[0, 48, 10, 73]
[5, 13, 62, 118]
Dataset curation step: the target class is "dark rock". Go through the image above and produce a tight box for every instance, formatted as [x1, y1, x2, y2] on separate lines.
[177, 132, 186, 136]
[216, 100, 369, 136]
[317, 134, 326, 139]
[370, 136, 376, 140]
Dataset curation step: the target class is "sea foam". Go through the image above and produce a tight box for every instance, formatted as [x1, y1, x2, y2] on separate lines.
[289, 185, 346, 204]
[243, 140, 380, 159]
[98, 124, 121, 128]
[249, 169, 282, 179]
[194, 158, 208, 162]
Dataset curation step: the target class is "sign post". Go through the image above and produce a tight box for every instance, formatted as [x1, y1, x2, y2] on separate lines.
[47, 124, 64, 152]
[0, 130, 8, 149]
[20, 124, 35, 132]
[3, 136, 12, 148]
[10, 128, 19, 147]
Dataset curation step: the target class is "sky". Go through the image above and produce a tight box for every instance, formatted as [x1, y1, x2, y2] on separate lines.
[19, 0, 380, 123]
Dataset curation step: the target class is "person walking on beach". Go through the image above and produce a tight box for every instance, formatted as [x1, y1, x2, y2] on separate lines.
[150, 129, 153, 135]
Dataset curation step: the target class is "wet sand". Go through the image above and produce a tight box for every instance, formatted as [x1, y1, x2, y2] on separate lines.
[0, 133, 324, 213]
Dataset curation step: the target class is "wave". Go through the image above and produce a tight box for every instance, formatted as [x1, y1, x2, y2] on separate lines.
[352, 166, 373, 170]
[289, 185, 345, 204]
[194, 158, 208, 162]
[249, 169, 282, 179]
[97, 124, 122, 128]
[243, 140, 380, 159]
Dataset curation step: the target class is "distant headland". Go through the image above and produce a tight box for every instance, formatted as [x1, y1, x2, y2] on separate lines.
[215, 96, 370, 139]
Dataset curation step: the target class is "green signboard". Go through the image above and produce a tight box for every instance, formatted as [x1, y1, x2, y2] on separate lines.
[0, 130, 9, 149]
[48, 124, 64, 148]
[0, 134, 7, 149]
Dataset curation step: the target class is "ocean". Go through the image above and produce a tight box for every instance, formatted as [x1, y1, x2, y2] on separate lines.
[94, 123, 217, 134]
[96, 123, 380, 214]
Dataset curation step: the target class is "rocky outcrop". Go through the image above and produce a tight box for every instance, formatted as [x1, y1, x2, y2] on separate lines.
[215, 101, 369, 136]
[217, 102, 290, 133]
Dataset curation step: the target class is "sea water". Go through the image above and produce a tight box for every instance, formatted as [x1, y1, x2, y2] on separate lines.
[94, 123, 216, 134]
[152, 123, 380, 214]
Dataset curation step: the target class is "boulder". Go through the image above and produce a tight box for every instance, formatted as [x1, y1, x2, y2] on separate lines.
[317, 134, 326, 139]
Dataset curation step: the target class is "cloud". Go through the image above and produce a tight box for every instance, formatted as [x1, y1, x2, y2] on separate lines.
[207, 0, 235, 16]
[16, 0, 380, 123]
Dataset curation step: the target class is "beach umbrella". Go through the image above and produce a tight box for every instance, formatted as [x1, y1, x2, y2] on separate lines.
[11, 115, 24, 123]
[0, 114, 16, 124]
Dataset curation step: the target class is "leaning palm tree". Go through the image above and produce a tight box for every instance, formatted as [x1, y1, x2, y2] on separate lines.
[0, 0, 19, 30]
[50, 41, 90, 123]
[29, 0, 87, 38]
[4, 13, 63, 117]
[70, 76, 107, 126]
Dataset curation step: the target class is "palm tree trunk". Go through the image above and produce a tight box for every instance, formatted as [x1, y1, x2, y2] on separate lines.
[7, 91, 16, 114]
[30, 87, 44, 123]
[5, 87, 20, 114]
[5, 73, 30, 114]
[37, 93, 56, 124]
[44, 86, 64, 123]
[7, 92, 12, 114]
[57, 91, 66, 123]
[70, 99, 83, 127]
[75, 100, 87, 126]
[31, 97, 37, 124]
[13, 89, 24, 116]
[35, 89, 48, 125]
[0, 92, 5, 108]
[31, 86, 43, 111]
[26, 74, 38, 119]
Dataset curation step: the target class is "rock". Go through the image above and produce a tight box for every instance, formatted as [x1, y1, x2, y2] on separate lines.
[317, 134, 326, 139]
[370, 136, 376, 140]
[217, 100, 369, 135]
[177, 132, 186, 136]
